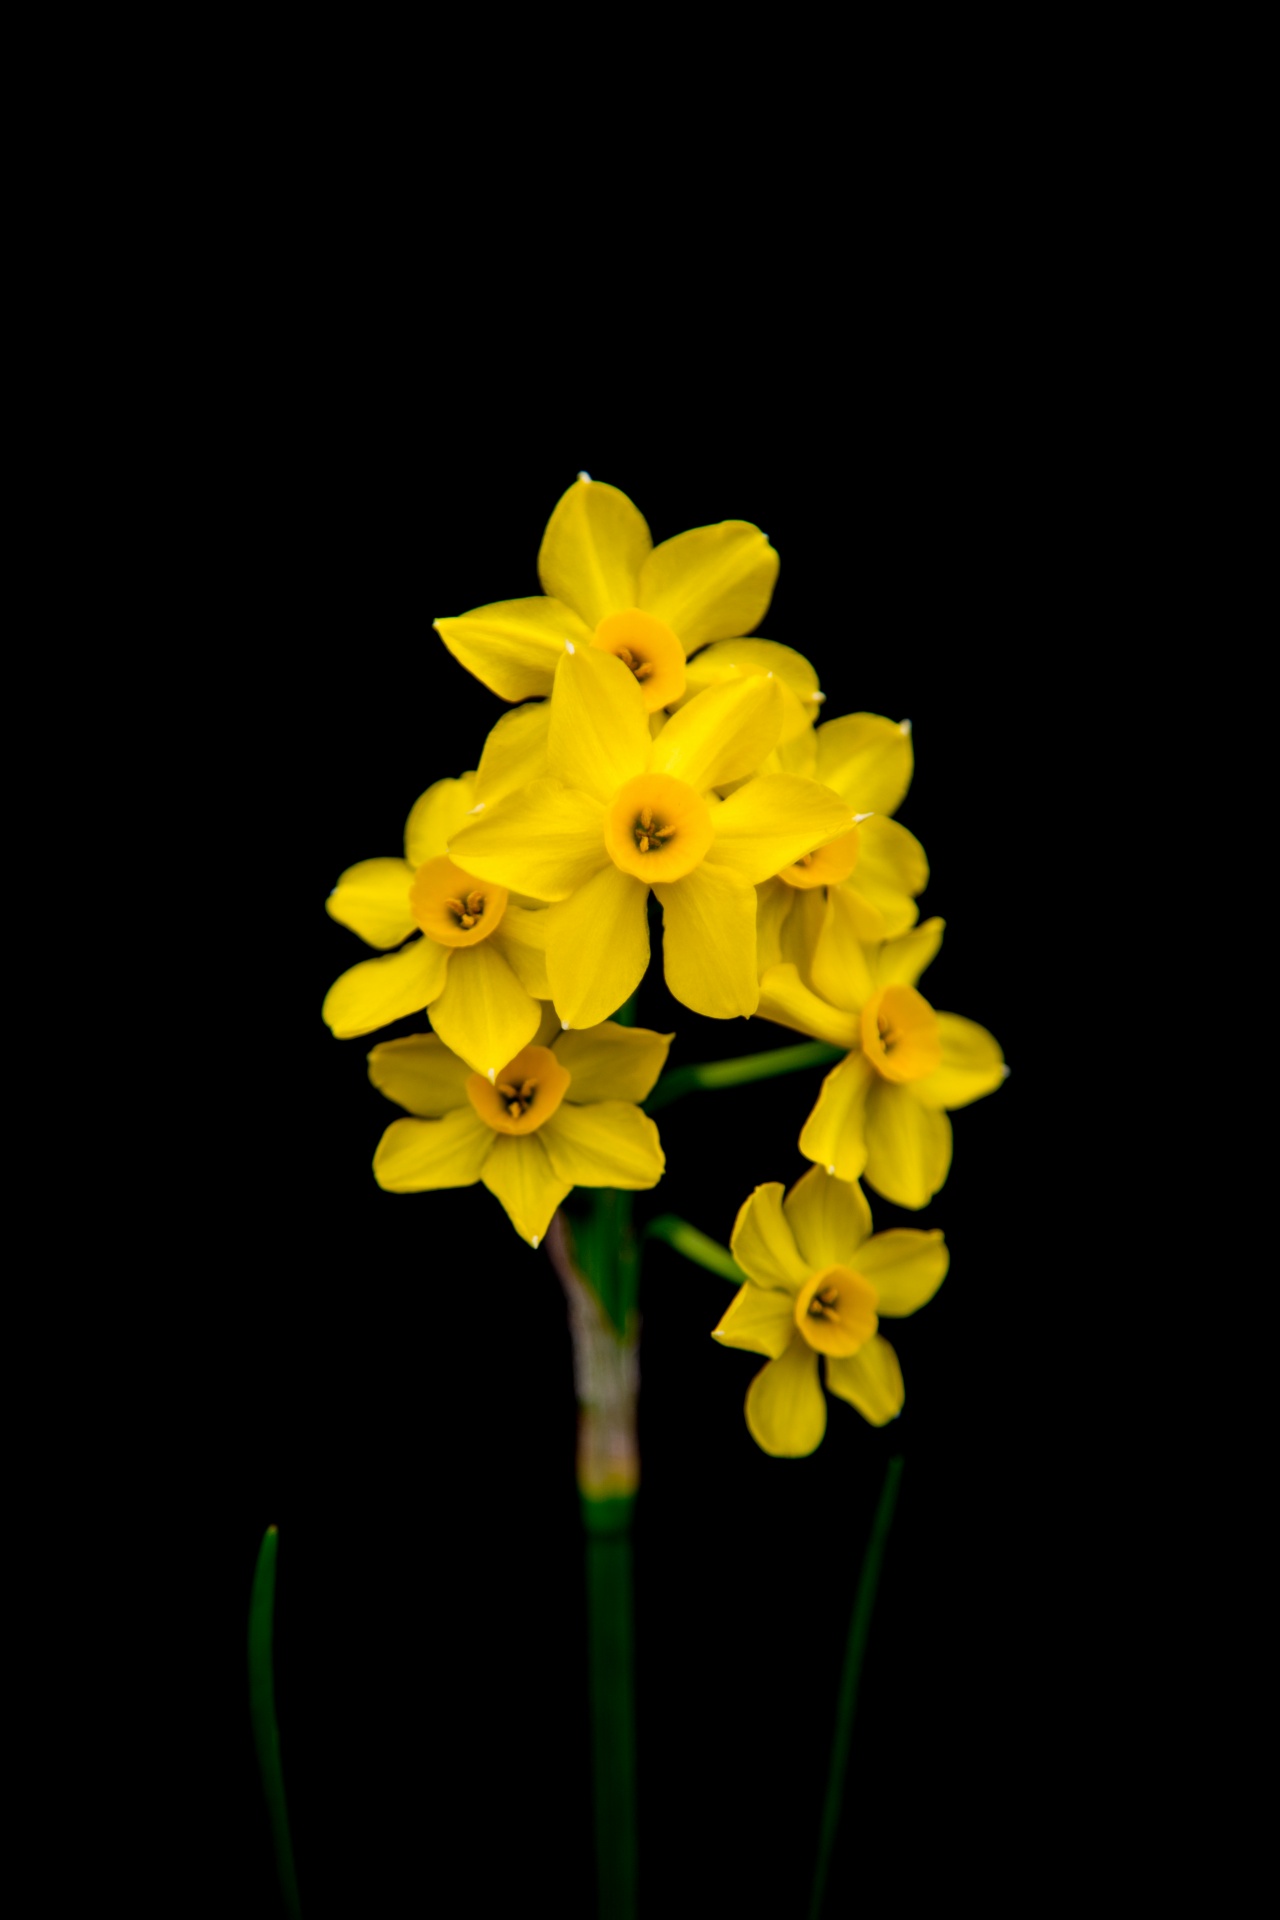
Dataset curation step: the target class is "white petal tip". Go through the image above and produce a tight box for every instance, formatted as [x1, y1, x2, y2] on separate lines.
[467, 801, 485, 813]
[564, 640, 576, 653]
[766, 670, 774, 677]
[854, 811, 875, 824]
[826, 1165, 835, 1176]
[1002, 1064, 1012, 1078]
[577, 471, 592, 482]
[487, 1068, 496, 1083]
[900, 718, 912, 735]
[812, 691, 827, 704]
[561, 1020, 570, 1031]
[431, 618, 441, 629]
[531, 1236, 540, 1249]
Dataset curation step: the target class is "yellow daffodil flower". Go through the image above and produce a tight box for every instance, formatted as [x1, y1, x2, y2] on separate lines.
[435, 473, 820, 816]
[368, 1009, 670, 1246]
[434, 473, 779, 719]
[757, 711, 928, 972]
[448, 647, 856, 1028]
[323, 773, 551, 1078]
[756, 917, 1005, 1209]
[713, 1170, 949, 1456]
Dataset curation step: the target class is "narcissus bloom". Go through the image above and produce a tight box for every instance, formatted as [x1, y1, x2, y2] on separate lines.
[757, 712, 928, 962]
[368, 1011, 669, 1246]
[713, 1170, 948, 1456]
[449, 647, 854, 1028]
[757, 916, 1005, 1208]
[435, 473, 779, 717]
[323, 774, 550, 1078]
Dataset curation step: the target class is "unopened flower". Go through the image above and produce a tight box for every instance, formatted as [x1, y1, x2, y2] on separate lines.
[713, 1170, 948, 1456]
[323, 774, 549, 1077]
[449, 648, 854, 1027]
[369, 1011, 670, 1246]
[756, 918, 1005, 1209]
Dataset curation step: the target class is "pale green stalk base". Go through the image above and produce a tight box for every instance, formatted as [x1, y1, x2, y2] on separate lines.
[644, 1040, 844, 1113]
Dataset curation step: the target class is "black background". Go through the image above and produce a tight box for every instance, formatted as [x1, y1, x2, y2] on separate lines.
[172, 434, 1072, 1917]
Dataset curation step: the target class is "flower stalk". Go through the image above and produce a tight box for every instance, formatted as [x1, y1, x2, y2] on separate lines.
[248, 1525, 302, 1919]
[643, 1040, 845, 1113]
[808, 1453, 905, 1919]
[546, 1209, 640, 1918]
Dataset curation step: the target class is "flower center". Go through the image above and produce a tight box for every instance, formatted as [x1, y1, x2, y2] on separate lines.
[779, 825, 861, 891]
[795, 1265, 878, 1356]
[466, 1044, 571, 1136]
[604, 772, 714, 883]
[859, 983, 942, 1083]
[410, 856, 509, 949]
[592, 609, 686, 713]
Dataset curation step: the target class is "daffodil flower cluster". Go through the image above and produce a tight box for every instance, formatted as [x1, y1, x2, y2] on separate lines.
[322, 475, 1005, 1452]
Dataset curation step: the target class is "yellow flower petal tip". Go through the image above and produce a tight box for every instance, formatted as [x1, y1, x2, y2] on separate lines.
[854, 810, 874, 823]
[565, 640, 576, 652]
[900, 718, 912, 734]
[578, 471, 591, 481]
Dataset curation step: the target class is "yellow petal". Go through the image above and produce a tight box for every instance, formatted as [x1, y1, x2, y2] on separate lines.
[709, 775, 855, 885]
[783, 1164, 872, 1269]
[636, 521, 778, 649]
[853, 815, 928, 936]
[855, 1230, 949, 1315]
[434, 597, 592, 703]
[367, 1033, 472, 1116]
[862, 1083, 953, 1209]
[474, 702, 552, 806]
[799, 1052, 874, 1182]
[825, 1335, 904, 1425]
[680, 639, 819, 728]
[404, 774, 479, 869]
[540, 1100, 665, 1189]
[755, 877, 795, 975]
[372, 1107, 494, 1191]
[481, 1132, 572, 1246]
[815, 713, 913, 816]
[873, 917, 944, 990]
[326, 857, 416, 950]
[745, 1339, 827, 1456]
[648, 675, 783, 791]
[712, 1284, 796, 1359]
[447, 778, 607, 901]
[774, 721, 818, 778]
[655, 863, 758, 1019]
[809, 888, 876, 1013]
[913, 1013, 1006, 1110]
[729, 1182, 809, 1292]
[546, 863, 650, 1030]
[547, 644, 651, 803]
[552, 1023, 673, 1103]
[533, 1002, 563, 1047]
[323, 939, 449, 1039]
[537, 476, 651, 628]
[756, 965, 860, 1049]
[427, 940, 541, 1079]
[488, 903, 551, 1000]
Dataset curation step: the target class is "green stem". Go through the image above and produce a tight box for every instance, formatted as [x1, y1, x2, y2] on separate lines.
[644, 1040, 844, 1113]
[584, 1517, 638, 1920]
[808, 1455, 905, 1920]
[644, 1215, 745, 1284]
[248, 1526, 302, 1920]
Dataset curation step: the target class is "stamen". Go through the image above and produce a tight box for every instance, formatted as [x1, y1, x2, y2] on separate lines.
[633, 662, 654, 680]
[652, 823, 676, 840]
[444, 897, 466, 915]
[640, 805, 653, 830]
[637, 834, 651, 853]
[496, 1082, 519, 1100]
[617, 646, 636, 668]
[507, 1100, 522, 1118]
